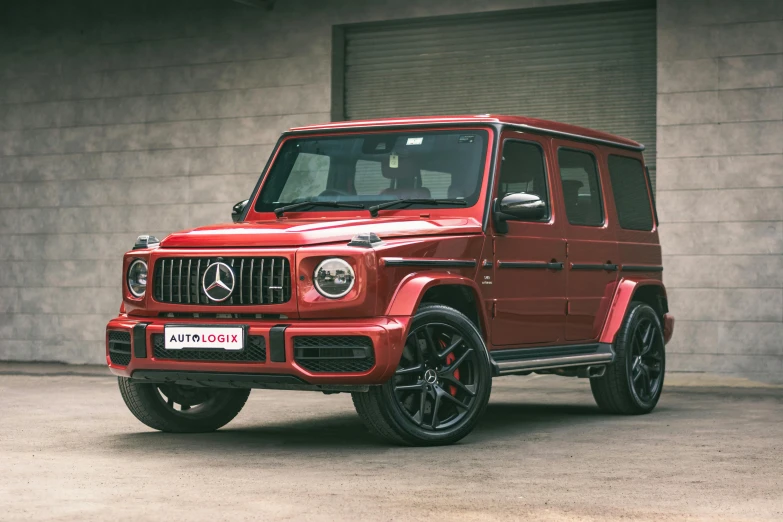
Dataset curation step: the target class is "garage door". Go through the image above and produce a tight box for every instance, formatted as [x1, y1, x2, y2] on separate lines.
[340, 1, 657, 183]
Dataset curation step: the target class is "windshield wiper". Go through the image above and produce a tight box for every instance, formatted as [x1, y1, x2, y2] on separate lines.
[274, 200, 364, 218]
[368, 198, 467, 217]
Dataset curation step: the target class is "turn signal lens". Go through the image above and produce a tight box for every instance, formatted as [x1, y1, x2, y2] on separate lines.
[127, 259, 148, 297]
[313, 258, 355, 299]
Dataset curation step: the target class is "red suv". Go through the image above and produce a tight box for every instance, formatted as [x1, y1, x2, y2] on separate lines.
[107, 115, 674, 446]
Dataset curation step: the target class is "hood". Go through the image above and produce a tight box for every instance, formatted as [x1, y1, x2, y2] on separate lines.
[159, 217, 483, 248]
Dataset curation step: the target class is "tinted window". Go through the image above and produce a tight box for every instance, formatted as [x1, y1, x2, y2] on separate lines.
[255, 130, 488, 213]
[557, 149, 603, 226]
[607, 155, 654, 231]
[498, 141, 549, 219]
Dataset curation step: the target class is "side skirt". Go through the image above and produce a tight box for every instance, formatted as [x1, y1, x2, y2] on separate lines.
[490, 343, 615, 376]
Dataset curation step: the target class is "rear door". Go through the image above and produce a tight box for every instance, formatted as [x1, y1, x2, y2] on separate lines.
[489, 132, 567, 346]
[552, 141, 619, 341]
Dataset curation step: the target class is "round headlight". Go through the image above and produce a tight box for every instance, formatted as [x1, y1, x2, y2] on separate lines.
[127, 259, 148, 298]
[313, 258, 355, 299]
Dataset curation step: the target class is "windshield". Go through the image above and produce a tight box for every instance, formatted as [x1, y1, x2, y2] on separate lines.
[254, 129, 489, 213]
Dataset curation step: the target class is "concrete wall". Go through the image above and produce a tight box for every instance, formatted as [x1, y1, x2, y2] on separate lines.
[1, 0, 782, 383]
[656, 0, 783, 383]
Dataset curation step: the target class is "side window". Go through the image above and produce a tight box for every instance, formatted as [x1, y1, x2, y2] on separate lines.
[557, 149, 603, 226]
[277, 153, 330, 202]
[354, 160, 389, 195]
[607, 155, 654, 231]
[498, 140, 549, 218]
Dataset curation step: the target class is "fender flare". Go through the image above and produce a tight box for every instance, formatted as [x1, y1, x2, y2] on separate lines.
[385, 272, 490, 337]
[599, 278, 667, 344]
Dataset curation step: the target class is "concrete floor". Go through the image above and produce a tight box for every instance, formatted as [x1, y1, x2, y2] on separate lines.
[1, 366, 781, 521]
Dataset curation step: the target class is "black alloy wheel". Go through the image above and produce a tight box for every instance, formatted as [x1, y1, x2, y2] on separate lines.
[590, 301, 666, 414]
[628, 317, 664, 404]
[393, 322, 480, 430]
[352, 303, 492, 446]
[118, 377, 250, 432]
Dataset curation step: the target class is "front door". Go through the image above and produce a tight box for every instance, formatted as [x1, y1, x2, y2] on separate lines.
[552, 141, 619, 341]
[489, 133, 567, 346]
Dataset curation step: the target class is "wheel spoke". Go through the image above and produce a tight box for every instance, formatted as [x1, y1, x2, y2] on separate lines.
[395, 364, 424, 376]
[167, 397, 174, 408]
[437, 335, 463, 360]
[180, 404, 191, 411]
[442, 348, 473, 376]
[440, 388, 470, 410]
[641, 328, 656, 357]
[430, 388, 443, 429]
[395, 381, 425, 393]
[441, 374, 476, 397]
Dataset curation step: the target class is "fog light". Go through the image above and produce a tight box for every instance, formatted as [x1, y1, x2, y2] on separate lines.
[127, 259, 148, 297]
[313, 258, 355, 299]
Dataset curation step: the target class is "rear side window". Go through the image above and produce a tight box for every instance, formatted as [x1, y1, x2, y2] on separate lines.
[607, 155, 654, 231]
[557, 149, 603, 226]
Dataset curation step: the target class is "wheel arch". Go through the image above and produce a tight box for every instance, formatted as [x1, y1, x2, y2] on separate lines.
[599, 278, 668, 345]
[385, 273, 489, 341]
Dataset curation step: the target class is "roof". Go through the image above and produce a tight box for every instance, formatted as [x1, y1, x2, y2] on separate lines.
[288, 114, 644, 151]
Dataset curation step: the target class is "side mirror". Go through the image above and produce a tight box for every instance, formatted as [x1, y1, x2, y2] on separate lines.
[232, 199, 249, 223]
[493, 193, 546, 233]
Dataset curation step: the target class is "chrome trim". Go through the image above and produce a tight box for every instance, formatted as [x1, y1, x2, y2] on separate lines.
[496, 353, 614, 375]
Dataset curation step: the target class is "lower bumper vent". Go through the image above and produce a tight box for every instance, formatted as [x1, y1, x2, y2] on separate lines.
[151, 334, 266, 362]
[108, 331, 132, 366]
[294, 336, 375, 373]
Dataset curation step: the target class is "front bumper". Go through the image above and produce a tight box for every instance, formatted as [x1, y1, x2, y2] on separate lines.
[106, 315, 410, 386]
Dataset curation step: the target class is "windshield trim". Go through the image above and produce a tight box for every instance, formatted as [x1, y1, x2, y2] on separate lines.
[248, 125, 494, 218]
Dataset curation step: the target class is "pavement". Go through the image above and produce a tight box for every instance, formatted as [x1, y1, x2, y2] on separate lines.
[0, 364, 781, 521]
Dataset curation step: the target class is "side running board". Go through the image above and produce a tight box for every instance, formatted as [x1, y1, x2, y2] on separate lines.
[490, 343, 615, 375]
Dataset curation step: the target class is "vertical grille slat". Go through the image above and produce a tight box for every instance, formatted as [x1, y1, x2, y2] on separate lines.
[249, 259, 254, 304]
[186, 259, 191, 304]
[153, 257, 291, 305]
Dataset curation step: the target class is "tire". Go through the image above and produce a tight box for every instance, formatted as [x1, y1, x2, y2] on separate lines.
[118, 377, 250, 433]
[590, 301, 666, 414]
[352, 303, 493, 446]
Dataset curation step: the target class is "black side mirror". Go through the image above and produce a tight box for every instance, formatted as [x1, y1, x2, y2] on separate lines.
[493, 192, 546, 233]
[232, 199, 249, 223]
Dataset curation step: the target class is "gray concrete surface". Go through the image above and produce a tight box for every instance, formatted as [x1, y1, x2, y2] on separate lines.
[1, 0, 782, 385]
[1, 367, 781, 521]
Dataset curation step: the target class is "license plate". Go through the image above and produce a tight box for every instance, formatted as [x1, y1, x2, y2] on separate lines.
[164, 326, 244, 351]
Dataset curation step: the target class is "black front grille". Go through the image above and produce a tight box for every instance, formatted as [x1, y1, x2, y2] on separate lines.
[152, 257, 291, 305]
[294, 336, 375, 373]
[152, 334, 266, 362]
[108, 331, 132, 366]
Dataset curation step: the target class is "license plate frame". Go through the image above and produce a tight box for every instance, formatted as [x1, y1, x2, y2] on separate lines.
[163, 325, 247, 351]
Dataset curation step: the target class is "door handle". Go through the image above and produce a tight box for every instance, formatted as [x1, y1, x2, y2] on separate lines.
[547, 260, 564, 270]
[603, 263, 618, 271]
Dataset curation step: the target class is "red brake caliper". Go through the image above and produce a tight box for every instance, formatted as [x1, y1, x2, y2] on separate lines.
[442, 340, 459, 396]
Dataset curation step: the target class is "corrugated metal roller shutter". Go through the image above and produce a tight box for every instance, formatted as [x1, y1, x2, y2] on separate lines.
[342, 1, 657, 185]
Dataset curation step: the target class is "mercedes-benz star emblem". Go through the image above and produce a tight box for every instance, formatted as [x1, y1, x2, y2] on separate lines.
[202, 262, 235, 302]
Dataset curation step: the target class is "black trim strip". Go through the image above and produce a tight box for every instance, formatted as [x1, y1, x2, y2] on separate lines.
[269, 325, 289, 362]
[382, 258, 477, 268]
[129, 370, 369, 392]
[492, 344, 600, 362]
[621, 265, 664, 272]
[497, 261, 563, 270]
[132, 323, 149, 359]
[571, 263, 618, 271]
